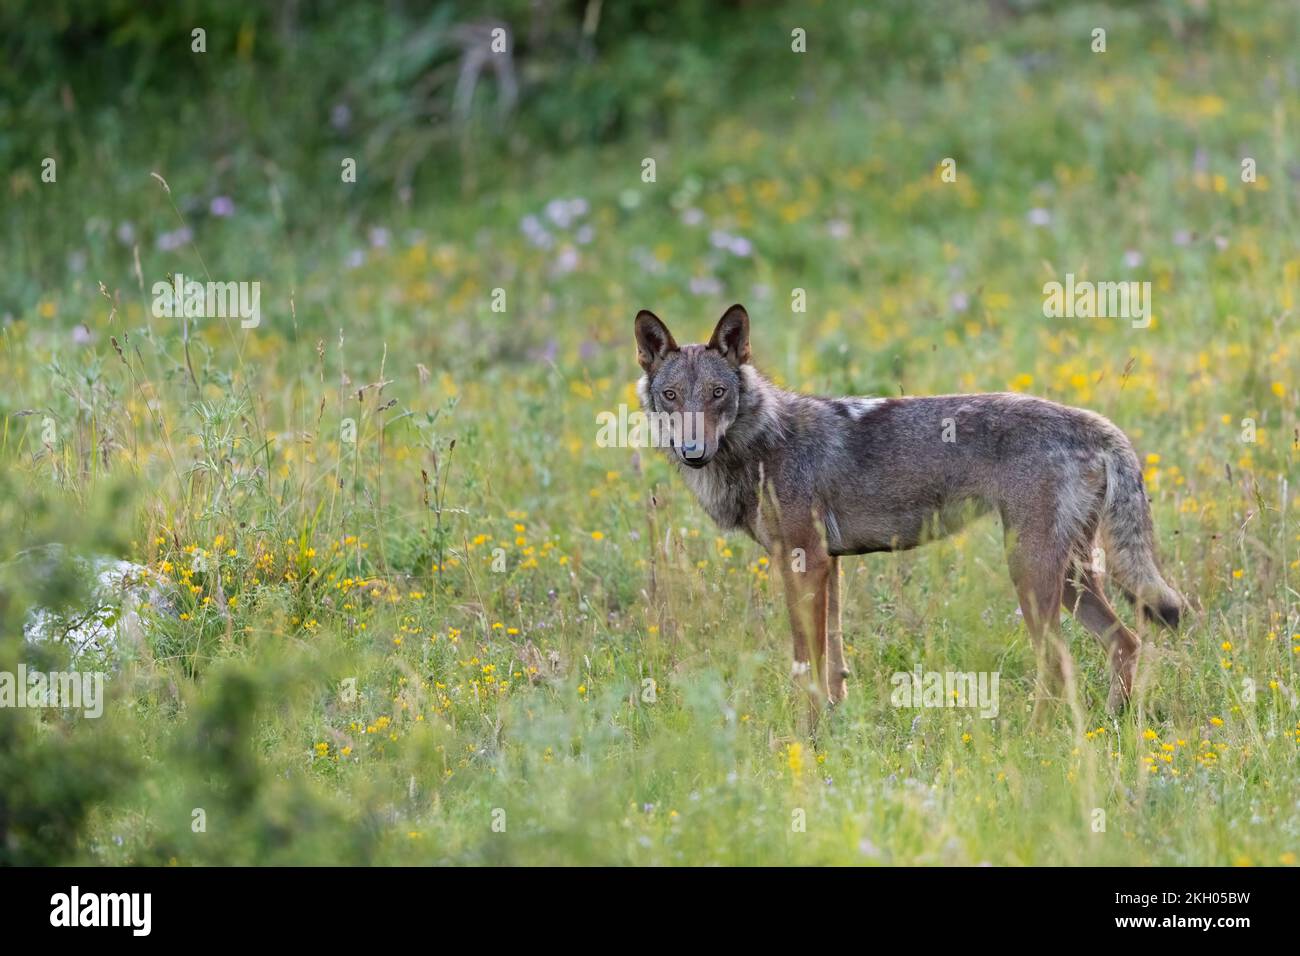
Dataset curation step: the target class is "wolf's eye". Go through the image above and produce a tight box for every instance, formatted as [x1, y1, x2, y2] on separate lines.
[713, 386, 726, 399]
[662, 389, 676, 402]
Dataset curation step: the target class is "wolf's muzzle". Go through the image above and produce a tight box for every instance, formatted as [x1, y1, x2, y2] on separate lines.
[677, 440, 710, 467]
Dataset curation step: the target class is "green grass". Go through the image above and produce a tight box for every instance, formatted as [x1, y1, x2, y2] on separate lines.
[1, 1, 1298, 865]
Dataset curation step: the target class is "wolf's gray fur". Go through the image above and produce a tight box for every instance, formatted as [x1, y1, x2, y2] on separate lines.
[635, 304, 1184, 717]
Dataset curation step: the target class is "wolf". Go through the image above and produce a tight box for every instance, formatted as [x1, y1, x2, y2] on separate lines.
[634, 304, 1184, 719]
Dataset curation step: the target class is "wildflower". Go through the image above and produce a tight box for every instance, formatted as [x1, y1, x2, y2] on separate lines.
[787, 742, 804, 774]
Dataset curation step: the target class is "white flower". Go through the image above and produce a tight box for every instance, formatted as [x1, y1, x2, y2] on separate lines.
[827, 220, 851, 240]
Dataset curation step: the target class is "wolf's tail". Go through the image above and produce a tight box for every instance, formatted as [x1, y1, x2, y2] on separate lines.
[1098, 439, 1184, 629]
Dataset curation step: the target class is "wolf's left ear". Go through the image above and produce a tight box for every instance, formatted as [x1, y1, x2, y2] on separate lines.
[635, 310, 679, 374]
[708, 304, 751, 367]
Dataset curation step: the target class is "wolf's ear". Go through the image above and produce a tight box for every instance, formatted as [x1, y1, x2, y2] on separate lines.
[635, 310, 678, 374]
[707, 304, 750, 366]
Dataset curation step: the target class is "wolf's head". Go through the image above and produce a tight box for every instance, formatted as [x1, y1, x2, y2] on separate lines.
[634, 304, 750, 468]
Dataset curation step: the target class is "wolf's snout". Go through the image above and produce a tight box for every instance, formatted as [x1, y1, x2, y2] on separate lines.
[677, 439, 711, 467]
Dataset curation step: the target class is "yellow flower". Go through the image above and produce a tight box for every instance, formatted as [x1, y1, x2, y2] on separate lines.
[787, 742, 804, 774]
[590, 531, 604, 541]
[1209, 716, 1224, 726]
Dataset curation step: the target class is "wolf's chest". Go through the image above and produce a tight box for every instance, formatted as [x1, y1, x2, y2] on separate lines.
[679, 463, 754, 532]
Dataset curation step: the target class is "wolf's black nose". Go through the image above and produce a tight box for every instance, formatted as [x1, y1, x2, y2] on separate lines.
[680, 440, 703, 458]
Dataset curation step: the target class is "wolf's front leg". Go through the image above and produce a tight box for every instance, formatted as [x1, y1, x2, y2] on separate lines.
[826, 556, 849, 704]
[777, 525, 831, 729]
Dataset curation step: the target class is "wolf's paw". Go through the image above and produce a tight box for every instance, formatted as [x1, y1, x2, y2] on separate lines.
[1106, 678, 1130, 716]
[827, 669, 850, 705]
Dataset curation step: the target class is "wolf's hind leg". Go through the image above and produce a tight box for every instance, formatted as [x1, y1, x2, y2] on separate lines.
[826, 556, 848, 704]
[1004, 518, 1071, 726]
[1063, 549, 1140, 714]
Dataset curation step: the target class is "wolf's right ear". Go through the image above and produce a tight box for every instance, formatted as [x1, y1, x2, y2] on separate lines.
[635, 310, 679, 374]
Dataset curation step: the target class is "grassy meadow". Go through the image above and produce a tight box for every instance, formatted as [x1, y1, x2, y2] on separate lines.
[2, 1, 1298, 865]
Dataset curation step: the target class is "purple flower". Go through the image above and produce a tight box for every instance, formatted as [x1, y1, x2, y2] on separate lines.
[368, 227, 390, 249]
[1123, 249, 1144, 268]
[116, 222, 136, 245]
[344, 249, 365, 269]
[680, 208, 705, 227]
[553, 245, 580, 274]
[728, 236, 753, 257]
[330, 103, 352, 131]
[210, 196, 235, 217]
[521, 215, 552, 248]
[156, 226, 193, 251]
[545, 199, 574, 229]
[827, 220, 851, 240]
[689, 275, 723, 296]
[1027, 208, 1052, 227]
[632, 248, 665, 275]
